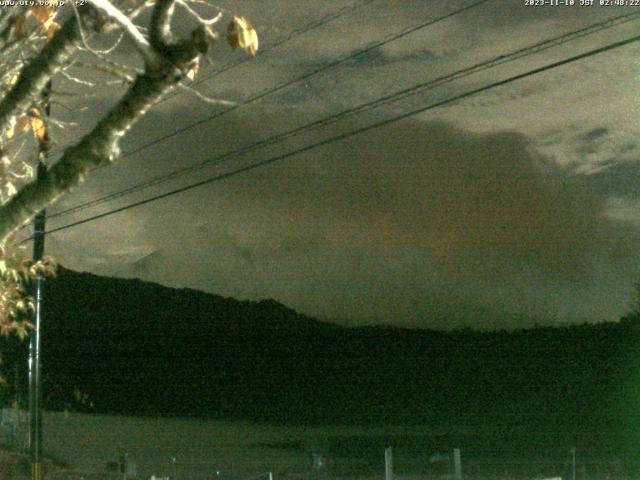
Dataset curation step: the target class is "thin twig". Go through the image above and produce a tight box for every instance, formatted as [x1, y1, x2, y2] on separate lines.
[179, 0, 231, 15]
[70, 1, 94, 51]
[176, 0, 222, 26]
[50, 90, 100, 98]
[127, 0, 156, 21]
[0, 6, 102, 139]
[96, 31, 125, 55]
[47, 117, 78, 130]
[50, 100, 89, 113]
[58, 69, 96, 87]
[87, 0, 156, 61]
[177, 82, 236, 106]
[70, 61, 138, 82]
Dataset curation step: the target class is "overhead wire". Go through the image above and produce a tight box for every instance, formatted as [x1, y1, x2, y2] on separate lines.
[170, 0, 379, 91]
[75, 0, 493, 169]
[26, 31, 640, 242]
[41, 0, 495, 222]
[46, 0, 378, 159]
[45, 10, 640, 222]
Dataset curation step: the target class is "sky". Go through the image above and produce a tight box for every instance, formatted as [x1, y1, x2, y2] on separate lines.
[30, 0, 640, 329]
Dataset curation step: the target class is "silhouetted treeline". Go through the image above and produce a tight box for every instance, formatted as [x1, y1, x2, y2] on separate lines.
[2, 267, 640, 457]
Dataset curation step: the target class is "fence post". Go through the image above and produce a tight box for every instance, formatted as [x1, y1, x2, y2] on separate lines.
[385, 447, 393, 480]
[453, 449, 462, 480]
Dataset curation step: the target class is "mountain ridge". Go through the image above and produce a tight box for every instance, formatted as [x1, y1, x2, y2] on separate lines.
[0, 266, 638, 455]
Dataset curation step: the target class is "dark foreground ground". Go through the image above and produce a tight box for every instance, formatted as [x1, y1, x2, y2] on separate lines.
[1, 412, 639, 480]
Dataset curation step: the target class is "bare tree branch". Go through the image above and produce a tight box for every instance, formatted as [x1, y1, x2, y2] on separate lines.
[150, 0, 176, 52]
[177, 82, 236, 106]
[127, 0, 156, 21]
[0, 6, 105, 139]
[0, 0, 214, 241]
[70, 61, 138, 83]
[176, 1, 222, 26]
[87, 0, 156, 62]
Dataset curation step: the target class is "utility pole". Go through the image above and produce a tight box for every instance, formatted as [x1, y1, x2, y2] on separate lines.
[29, 81, 50, 480]
[571, 448, 576, 480]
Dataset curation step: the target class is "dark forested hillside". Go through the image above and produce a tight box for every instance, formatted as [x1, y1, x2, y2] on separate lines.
[2, 267, 640, 457]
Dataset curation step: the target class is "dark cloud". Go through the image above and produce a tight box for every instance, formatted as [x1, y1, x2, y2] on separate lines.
[52, 109, 640, 328]
[583, 161, 640, 197]
[41, 0, 640, 329]
[583, 128, 609, 142]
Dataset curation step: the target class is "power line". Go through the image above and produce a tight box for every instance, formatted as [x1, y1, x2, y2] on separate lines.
[47, 0, 378, 160]
[45, 11, 640, 222]
[113, 0, 379, 112]
[172, 0, 378, 91]
[95, 0, 493, 162]
[41, 0, 494, 223]
[30, 32, 640, 240]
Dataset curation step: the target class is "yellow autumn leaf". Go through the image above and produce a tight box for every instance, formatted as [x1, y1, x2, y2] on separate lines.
[186, 61, 199, 81]
[42, 20, 60, 39]
[17, 109, 47, 142]
[226, 16, 258, 57]
[29, 6, 54, 25]
[29, 5, 59, 38]
[14, 324, 29, 340]
[11, 7, 59, 40]
[30, 115, 46, 142]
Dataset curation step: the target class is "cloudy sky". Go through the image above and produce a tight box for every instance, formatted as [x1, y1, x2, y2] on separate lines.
[31, 0, 640, 329]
